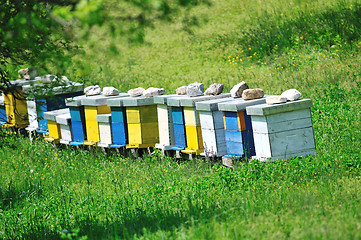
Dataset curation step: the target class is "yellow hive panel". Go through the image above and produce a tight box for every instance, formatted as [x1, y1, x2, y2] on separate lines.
[128, 123, 142, 144]
[48, 120, 61, 139]
[223, 112, 227, 130]
[97, 105, 111, 114]
[237, 110, 246, 131]
[84, 106, 98, 121]
[185, 125, 203, 150]
[4, 91, 29, 128]
[126, 107, 141, 124]
[183, 106, 200, 126]
[86, 120, 100, 143]
[139, 105, 158, 123]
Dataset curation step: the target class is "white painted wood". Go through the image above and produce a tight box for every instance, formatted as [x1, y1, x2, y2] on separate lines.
[266, 108, 311, 123]
[81, 93, 128, 106]
[269, 127, 315, 157]
[199, 111, 224, 130]
[44, 108, 70, 121]
[99, 122, 112, 144]
[201, 128, 227, 156]
[27, 100, 39, 129]
[60, 125, 72, 142]
[96, 114, 111, 123]
[246, 99, 312, 116]
[256, 148, 317, 161]
[252, 116, 313, 134]
[253, 131, 272, 158]
[122, 96, 155, 106]
[218, 96, 270, 112]
[56, 113, 71, 125]
[157, 104, 175, 146]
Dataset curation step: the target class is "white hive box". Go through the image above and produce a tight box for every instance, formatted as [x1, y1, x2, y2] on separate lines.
[246, 99, 316, 161]
[96, 114, 112, 147]
[196, 97, 235, 157]
[55, 113, 72, 145]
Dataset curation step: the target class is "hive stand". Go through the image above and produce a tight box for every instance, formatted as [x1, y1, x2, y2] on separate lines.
[246, 99, 316, 161]
[121, 96, 159, 150]
[44, 108, 70, 144]
[195, 97, 235, 158]
[153, 94, 184, 154]
[96, 114, 112, 149]
[218, 96, 269, 160]
[167, 93, 231, 157]
[80, 93, 128, 147]
[0, 95, 7, 125]
[23, 82, 84, 134]
[55, 112, 73, 145]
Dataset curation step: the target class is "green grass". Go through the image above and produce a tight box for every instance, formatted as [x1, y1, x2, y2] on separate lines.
[2, 0, 361, 239]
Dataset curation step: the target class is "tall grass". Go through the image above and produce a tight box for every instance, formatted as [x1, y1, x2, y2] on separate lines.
[1, 0, 361, 239]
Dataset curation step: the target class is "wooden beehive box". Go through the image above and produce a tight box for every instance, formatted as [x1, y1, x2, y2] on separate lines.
[246, 99, 316, 161]
[96, 114, 112, 147]
[55, 112, 72, 145]
[195, 97, 235, 157]
[23, 82, 84, 134]
[218, 97, 268, 159]
[121, 96, 159, 149]
[167, 93, 231, 155]
[80, 93, 128, 146]
[153, 94, 183, 151]
[106, 95, 134, 149]
[65, 95, 88, 146]
[0, 95, 7, 125]
[43, 108, 69, 143]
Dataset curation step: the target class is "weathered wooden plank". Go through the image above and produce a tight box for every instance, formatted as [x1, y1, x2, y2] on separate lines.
[44, 108, 69, 121]
[199, 111, 224, 130]
[56, 113, 71, 126]
[96, 114, 112, 123]
[195, 97, 234, 112]
[252, 116, 313, 134]
[218, 96, 269, 112]
[157, 104, 175, 146]
[246, 99, 313, 116]
[201, 128, 227, 157]
[80, 93, 128, 106]
[60, 124, 72, 142]
[153, 94, 179, 104]
[167, 93, 231, 107]
[98, 122, 112, 145]
[27, 100, 38, 129]
[122, 96, 155, 106]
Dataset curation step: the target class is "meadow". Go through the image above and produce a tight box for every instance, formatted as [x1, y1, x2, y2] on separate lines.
[1, 0, 361, 239]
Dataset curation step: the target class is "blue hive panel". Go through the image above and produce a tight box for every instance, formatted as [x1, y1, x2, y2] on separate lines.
[243, 111, 253, 130]
[241, 129, 256, 158]
[71, 120, 86, 143]
[36, 99, 48, 133]
[173, 123, 186, 148]
[226, 141, 244, 156]
[46, 91, 83, 111]
[111, 122, 127, 146]
[0, 107, 7, 124]
[224, 112, 239, 131]
[172, 107, 184, 125]
[69, 106, 83, 122]
[111, 107, 126, 123]
[225, 130, 242, 143]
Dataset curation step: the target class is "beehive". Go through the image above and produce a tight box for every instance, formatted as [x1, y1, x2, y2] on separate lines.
[43, 108, 70, 143]
[218, 97, 268, 159]
[0, 95, 7, 125]
[66, 95, 88, 146]
[153, 94, 182, 151]
[121, 96, 159, 149]
[55, 112, 72, 145]
[106, 96, 130, 148]
[167, 93, 231, 155]
[246, 99, 316, 161]
[3, 81, 30, 128]
[23, 82, 84, 133]
[96, 114, 112, 147]
[195, 97, 235, 157]
[80, 93, 127, 146]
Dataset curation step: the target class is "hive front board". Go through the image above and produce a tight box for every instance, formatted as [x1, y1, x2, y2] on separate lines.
[218, 96, 269, 159]
[246, 99, 316, 161]
[167, 93, 231, 155]
[80, 93, 127, 146]
[196, 97, 235, 157]
[44, 108, 70, 143]
[153, 94, 181, 151]
[121, 96, 159, 149]
[55, 112, 72, 144]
